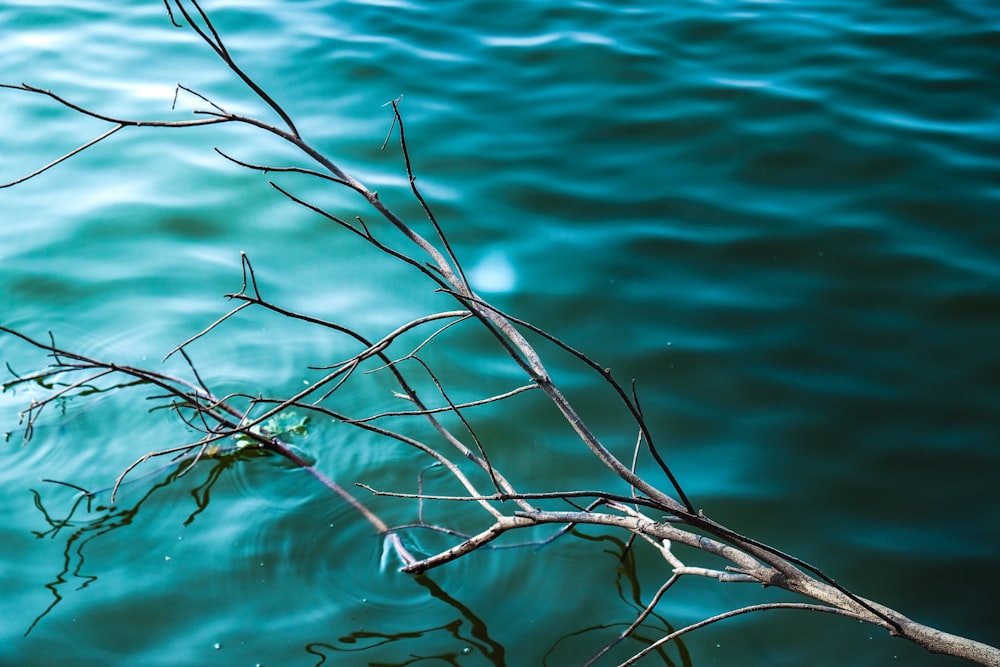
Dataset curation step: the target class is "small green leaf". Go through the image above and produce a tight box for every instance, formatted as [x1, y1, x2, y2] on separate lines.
[234, 411, 309, 449]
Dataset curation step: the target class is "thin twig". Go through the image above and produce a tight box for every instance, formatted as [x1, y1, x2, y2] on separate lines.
[347, 383, 537, 423]
[0, 124, 125, 189]
[388, 97, 469, 289]
[584, 574, 680, 667]
[162, 301, 254, 362]
[618, 603, 870, 667]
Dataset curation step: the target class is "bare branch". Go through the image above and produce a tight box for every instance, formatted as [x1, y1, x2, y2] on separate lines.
[386, 96, 470, 289]
[619, 603, 872, 667]
[0, 124, 125, 188]
[583, 574, 681, 667]
[213, 148, 353, 188]
[162, 301, 254, 362]
[0, 83, 230, 129]
[3, 5, 996, 664]
[166, 0, 301, 138]
[355, 485, 668, 512]
[348, 383, 537, 423]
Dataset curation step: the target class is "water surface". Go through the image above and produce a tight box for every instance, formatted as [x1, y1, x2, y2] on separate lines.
[1, 1, 998, 665]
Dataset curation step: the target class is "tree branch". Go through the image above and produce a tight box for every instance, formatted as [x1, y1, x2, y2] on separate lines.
[1, 3, 995, 664]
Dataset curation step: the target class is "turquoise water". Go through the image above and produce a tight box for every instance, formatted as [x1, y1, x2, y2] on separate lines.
[2, 1, 999, 665]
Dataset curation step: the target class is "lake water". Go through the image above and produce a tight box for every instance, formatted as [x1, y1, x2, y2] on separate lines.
[1, 1, 998, 665]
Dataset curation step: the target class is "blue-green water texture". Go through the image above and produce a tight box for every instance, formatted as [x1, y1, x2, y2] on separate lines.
[1, 1, 998, 665]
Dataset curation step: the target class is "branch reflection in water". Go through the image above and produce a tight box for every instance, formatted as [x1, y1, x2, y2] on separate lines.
[26, 447, 262, 636]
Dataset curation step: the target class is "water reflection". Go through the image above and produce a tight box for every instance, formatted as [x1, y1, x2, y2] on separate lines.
[305, 574, 507, 667]
[302, 531, 691, 666]
[25, 448, 260, 636]
[543, 531, 691, 667]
